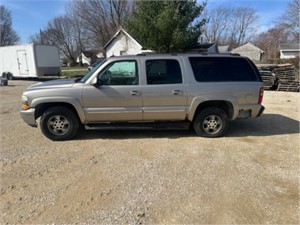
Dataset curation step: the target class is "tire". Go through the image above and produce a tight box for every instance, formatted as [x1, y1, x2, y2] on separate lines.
[193, 107, 229, 138]
[40, 107, 80, 141]
[6, 73, 13, 80]
[2, 72, 13, 80]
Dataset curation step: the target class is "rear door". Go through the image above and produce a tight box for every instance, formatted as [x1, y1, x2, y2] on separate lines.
[17, 50, 29, 75]
[141, 58, 188, 121]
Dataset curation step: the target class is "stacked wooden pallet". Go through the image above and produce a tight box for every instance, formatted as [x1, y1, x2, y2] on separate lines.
[274, 64, 299, 92]
[273, 64, 295, 79]
[277, 80, 300, 92]
[257, 64, 299, 92]
[260, 75, 276, 90]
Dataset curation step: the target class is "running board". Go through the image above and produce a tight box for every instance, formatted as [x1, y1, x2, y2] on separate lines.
[85, 122, 190, 130]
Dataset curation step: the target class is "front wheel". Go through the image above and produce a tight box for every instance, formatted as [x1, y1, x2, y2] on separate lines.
[193, 107, 229, 138]
[40, 107, 80, 141]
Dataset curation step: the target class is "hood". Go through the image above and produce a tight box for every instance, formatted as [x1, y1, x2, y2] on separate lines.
[27, 78, 78, 90]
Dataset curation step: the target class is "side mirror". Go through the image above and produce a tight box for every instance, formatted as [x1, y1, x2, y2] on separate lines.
[91, 77, 101, 87]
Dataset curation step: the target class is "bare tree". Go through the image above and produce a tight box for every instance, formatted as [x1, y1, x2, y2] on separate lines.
[203, 6, 259, 48]
[0, 5, 20, 46]
[255, 25, 290, 61]
[277, 0, 299, 41]
[30, 15, 81, 65]
[231, 7, 259, 47]
[202, 6, 232, 44]
[30, 0, 135, 62]
[70, 0, 136, 48]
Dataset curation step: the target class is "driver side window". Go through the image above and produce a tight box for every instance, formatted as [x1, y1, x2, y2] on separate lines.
[98, 60, 138, 85]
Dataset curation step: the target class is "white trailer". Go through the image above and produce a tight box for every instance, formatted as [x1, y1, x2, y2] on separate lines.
[0, 44, 61, 79]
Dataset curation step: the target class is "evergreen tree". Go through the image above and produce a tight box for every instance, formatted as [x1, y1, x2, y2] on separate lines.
[127, 0, 206, 52]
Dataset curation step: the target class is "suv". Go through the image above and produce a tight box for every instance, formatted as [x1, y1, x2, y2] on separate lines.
[20, 54, 264, 141]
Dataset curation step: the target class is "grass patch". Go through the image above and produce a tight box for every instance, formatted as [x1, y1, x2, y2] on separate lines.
[61, 67, 88, 78]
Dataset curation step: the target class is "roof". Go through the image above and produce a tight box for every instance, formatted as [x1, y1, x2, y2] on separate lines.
[280, 43, 300, 50]
[231, 42, 264, 53]
[80, 50, 99, 58]
[187, 42, 219, 53]
[218, 45, 229, 53]
[189, 42, 216, 49]
[103, 28, 142, 50]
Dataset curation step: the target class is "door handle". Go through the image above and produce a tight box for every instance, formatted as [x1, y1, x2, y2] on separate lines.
[130, 90, 141, 96]
[172, 90, 183, 95]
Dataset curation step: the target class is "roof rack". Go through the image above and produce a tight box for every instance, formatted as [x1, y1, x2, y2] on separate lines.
[134, 52, 241, 57]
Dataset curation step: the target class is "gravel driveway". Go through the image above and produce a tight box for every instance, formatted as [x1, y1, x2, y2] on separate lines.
[0, 80, 299, 224]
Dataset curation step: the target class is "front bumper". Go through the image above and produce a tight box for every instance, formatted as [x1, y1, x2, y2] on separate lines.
[20, 108, 37, 127]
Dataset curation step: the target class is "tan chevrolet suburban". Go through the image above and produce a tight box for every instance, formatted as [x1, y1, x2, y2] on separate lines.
[20, 54, 265, 141]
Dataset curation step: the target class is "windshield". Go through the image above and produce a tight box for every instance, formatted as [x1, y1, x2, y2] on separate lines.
[79, 59, 107, 83]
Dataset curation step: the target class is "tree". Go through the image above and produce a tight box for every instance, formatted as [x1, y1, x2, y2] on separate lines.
[255, 25, 289, 61]
[203, 6, 259, 48]
[277, 0, 299, 41]
[69, 0, 136, 48]
[202, 6, 232, 44]
[127, 0, 206, 52]
[0, 5, 20, 46]
[30, 15, 82, 65]
[30, 0, 135, 63]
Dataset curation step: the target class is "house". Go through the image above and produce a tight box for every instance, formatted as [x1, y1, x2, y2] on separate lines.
[279, 43, 300, 59]
[104, 28, 152, 58]
[77, 50, 104, 66]
[231, 42, 264, 62]
[218, 45, 229, 53]
[187, 42, 219, 54]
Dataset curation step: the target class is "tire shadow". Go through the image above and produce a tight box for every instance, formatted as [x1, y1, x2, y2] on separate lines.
[75, 114, 299, 140]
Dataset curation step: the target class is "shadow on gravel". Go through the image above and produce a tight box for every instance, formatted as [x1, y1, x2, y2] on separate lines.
[77, 129, 195, 140]
[227, 114, 299, 137]
[76, 114, 299, 140]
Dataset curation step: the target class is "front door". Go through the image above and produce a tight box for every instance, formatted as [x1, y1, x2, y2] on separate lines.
[17, 50, 29, 75]
[82, 60, 142, 122]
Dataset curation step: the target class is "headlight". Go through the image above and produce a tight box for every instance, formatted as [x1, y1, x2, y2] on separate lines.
[21, 95, 28, 102]
[21, 95, 30, 110]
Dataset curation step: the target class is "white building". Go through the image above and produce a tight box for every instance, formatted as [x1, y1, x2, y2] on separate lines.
[76, 50, 104, 66]
[104, 28, 152, 58]
[231, 42, 265, 62]
[218, 45, 229, 53]
[279, 43, 300, 59]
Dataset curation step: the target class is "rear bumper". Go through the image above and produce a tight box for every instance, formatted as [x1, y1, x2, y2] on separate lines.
[256, 105, 265, 118]
[235, 104, 265, 119]
[20, 108, 37, 127]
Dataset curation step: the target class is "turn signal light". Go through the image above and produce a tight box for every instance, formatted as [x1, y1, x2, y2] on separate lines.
[22, 104, 30, 110]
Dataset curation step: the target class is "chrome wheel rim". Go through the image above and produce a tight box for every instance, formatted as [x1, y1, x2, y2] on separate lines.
[202, 115, 223, 135]
[47, 115, 70, 136]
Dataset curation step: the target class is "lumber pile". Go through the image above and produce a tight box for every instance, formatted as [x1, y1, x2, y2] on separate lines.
[260, 75, 276, 90]
[277, 80, 300, 92]
[257, 64, 299, 92]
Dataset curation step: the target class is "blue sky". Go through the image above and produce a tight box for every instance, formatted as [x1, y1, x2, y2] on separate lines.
[2, 0, 291, 43]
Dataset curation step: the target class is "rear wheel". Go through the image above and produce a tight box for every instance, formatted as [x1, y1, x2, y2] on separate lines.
[193, 107, 228, 138]
[40, 107, 79, 141]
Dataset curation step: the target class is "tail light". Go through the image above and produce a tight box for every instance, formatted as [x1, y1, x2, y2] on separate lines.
[258, 87, 264, 104]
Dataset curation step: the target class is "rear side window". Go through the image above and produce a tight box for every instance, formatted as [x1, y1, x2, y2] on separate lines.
[146, 59, 182, 85]
[189, 57, 259, 82]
